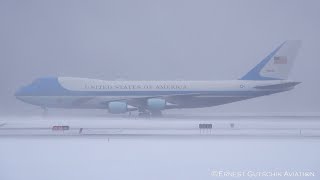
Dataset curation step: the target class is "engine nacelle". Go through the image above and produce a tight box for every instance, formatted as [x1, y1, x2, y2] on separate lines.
[108, 101, 128, 114]
[147, 98, 166, 111]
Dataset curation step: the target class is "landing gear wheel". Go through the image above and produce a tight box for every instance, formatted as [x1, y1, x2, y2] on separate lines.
[138, 112, 151, 118]
[151, 111, 162, 117]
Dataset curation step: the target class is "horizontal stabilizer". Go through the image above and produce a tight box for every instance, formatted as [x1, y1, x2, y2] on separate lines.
[254, 82, 301, 90]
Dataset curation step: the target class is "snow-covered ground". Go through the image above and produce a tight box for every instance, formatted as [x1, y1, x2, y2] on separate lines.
[1, 136, 320, 180]
[1, 116, 320, 137]
[1, 116, 320, 180]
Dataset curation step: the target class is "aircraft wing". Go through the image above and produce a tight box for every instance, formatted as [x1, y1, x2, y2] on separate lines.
[100, 93, 203, 110]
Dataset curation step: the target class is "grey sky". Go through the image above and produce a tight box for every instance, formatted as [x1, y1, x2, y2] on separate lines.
[0, 0, 319, 115]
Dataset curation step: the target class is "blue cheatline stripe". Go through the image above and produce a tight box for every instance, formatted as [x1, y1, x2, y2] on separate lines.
[240, 42, 285, 80]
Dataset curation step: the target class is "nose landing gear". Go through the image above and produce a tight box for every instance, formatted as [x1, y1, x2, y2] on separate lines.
[41, 106, 48, 117]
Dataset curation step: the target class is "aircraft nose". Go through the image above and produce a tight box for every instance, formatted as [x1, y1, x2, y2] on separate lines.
[15, 88, 21, 97]
[14, 86, 27, 98]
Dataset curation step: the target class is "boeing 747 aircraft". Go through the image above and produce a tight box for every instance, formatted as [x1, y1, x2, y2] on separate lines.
[15, 41, 301, 116]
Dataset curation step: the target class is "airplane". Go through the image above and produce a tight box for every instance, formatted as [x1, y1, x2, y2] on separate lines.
[15, 40, 301, 117]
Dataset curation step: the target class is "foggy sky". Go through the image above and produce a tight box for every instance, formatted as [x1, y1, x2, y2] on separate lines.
[1, 0, 320, 115]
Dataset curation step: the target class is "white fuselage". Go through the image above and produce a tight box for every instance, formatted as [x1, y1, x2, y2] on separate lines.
[15, 77, 299, 111]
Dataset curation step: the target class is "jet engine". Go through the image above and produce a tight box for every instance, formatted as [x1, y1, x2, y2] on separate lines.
[147, 98, 166, 111]
[108, 101, 136, 114]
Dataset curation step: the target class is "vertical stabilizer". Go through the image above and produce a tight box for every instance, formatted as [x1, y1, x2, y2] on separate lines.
[241, 40, 301, 80]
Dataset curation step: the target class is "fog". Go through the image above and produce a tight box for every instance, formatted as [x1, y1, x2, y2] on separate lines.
[0, 0, 320, 115]
[1, 0, 320, 179]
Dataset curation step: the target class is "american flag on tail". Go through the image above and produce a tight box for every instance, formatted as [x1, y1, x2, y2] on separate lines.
[274, 56, 287, 64]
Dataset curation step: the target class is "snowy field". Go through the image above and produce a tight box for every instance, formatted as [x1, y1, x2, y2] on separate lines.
[0, 116, 320, 180]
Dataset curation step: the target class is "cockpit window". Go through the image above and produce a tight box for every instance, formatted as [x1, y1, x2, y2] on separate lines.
[31, 78, 51, 86]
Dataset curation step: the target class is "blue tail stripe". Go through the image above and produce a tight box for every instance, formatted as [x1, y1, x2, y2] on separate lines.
[240, 42, 285, 80]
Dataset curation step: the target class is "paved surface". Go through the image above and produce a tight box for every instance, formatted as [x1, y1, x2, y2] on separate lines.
[1, 116, 320, 137]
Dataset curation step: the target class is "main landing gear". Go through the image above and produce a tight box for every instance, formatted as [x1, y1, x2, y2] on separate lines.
[138, 111, 151, 118]
[138, 109, 162, 118]
[150, 110, 162, 117]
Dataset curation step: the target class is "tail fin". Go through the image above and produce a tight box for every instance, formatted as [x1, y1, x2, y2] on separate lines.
[241, 40, 301, 80]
